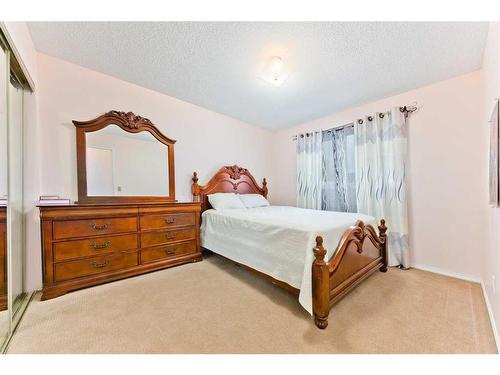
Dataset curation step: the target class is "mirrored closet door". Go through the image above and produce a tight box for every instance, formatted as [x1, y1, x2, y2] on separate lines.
[0, 33, 8, 350]
[8, 68, 26, 317]
[0, 27, 33, 353]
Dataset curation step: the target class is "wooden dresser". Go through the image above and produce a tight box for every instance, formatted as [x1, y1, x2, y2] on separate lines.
[0, 206, 6, 310]
[39, 202, 201, 300]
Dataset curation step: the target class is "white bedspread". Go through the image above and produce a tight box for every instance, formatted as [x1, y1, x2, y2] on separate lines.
[201, 206, 375, 314]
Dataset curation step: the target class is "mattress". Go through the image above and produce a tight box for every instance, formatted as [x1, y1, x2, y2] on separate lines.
[201, 205, 375, 314]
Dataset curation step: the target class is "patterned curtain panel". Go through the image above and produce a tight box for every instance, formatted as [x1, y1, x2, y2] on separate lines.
[297, 132, 322, 209]
[322, 126, 357, 212]
[355, 108, 410, 268]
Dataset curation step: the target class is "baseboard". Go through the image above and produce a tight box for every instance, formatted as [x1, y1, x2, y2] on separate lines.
[412, 263, 481, 283]
[481, 281, 500, 353]
[411, 264, 499, 352]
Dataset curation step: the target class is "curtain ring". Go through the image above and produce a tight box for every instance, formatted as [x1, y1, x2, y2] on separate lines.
[379, 113, 385, 118]
[367, 116, 373, 121]
[357, 119, 363, 124]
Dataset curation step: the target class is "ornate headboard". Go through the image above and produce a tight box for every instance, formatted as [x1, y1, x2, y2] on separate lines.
[192, 165, 268, 213]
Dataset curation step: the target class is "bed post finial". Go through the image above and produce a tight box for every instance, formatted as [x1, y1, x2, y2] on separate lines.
[378, 219, 388, 272]
[312, 236, 329, 329]
[262, 178, 268, 198]
[313, 236, 326, 262]
[192, 172, 200, 202]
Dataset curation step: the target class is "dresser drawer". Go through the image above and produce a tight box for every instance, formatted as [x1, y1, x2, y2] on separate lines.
[53, 217, 137, 240]
[54, 234, 138, 261]
[141, 240, 198, 264]
[140, 213, 195, 230]
[54, 251, 139, 282]
[141, 227, 196, 247]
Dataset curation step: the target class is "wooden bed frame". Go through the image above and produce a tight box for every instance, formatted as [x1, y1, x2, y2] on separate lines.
[192, 165, 388, 329]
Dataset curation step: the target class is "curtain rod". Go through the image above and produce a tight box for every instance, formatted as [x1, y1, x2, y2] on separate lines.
[292, 122, 353, 141]
[292, 104, 418, 140]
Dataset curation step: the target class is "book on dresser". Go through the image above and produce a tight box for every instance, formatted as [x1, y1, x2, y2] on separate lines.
[38, 195, 72, 205]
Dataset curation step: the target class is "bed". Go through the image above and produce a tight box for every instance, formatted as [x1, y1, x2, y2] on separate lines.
[192, 165, 388, 329]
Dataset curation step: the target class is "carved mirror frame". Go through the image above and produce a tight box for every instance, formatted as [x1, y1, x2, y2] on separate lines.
[74, 110, 176, 204]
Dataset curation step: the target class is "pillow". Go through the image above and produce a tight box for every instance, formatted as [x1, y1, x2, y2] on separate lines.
[238, 194, 270, 208]
[208, 193, 246, 210]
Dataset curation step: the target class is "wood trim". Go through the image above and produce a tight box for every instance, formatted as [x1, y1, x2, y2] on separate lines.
[0, 296, 6, 311]
[312, 219, 387, 329]
[192, 165, 268, 213]
[329, 257, 382, 303]
[73, 110, 176, 204]
[41, 220, 54, 285]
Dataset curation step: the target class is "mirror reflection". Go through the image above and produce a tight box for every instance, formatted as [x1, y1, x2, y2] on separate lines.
[0, 45, 7, 343]
[86, 124, 170, 197]
[9, 75, 27, 317]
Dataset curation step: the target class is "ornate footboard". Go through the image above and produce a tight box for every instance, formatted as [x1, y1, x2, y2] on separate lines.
[312, 220, 388, 329]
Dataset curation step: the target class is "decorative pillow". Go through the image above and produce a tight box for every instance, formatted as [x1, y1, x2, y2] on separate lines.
[208, 193, 246, 210]
[238, 194, 270, 208]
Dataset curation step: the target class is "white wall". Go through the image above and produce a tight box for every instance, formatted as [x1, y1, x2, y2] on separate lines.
[271, 71, 487, 280]
[481, 22, 500, 345]
[37, 53, 273, 204]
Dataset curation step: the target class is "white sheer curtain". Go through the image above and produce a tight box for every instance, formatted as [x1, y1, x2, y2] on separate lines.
[355, 108, 410, 268]
[297, 132, 322, 209]
[322, 126, 357, 212]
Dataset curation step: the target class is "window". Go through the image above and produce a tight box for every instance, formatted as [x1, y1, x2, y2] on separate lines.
[321, 124, 357, 213]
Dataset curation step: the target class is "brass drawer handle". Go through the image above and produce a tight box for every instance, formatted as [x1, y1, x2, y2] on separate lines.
[89, 240, 111, 250]
[164, 248, 177, 256]
[90, 260, 110, 268]
[90, 223, 110, 231]
[165, 233, 176, 241]
[164, 216, 176, 224]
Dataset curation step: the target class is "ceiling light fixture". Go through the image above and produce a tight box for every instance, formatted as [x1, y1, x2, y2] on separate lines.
[259, 56, 289, 87]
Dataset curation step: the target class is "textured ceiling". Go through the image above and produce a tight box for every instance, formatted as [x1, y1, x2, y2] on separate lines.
[28, 22, 488, 130]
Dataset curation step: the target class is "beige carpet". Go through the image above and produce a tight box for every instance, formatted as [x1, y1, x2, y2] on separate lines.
[6, 253, 497, 354]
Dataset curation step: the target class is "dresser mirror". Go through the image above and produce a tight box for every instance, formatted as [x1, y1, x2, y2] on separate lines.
[74, 111, 176, 204]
